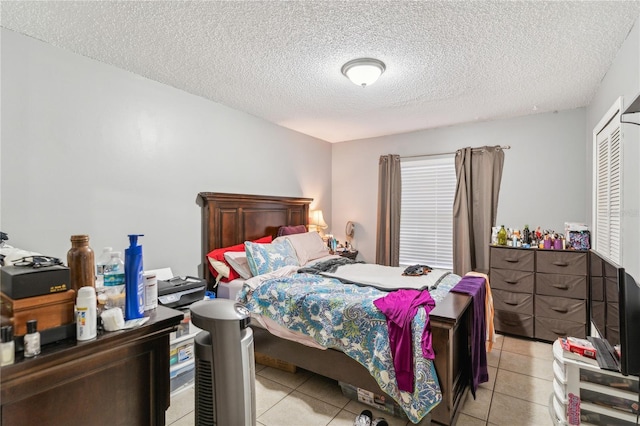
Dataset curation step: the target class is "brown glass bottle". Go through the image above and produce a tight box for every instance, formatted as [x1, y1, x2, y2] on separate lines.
[67, 235, 96, 291]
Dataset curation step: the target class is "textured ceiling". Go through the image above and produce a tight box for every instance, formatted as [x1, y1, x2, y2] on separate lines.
[2, 1, 640, 143]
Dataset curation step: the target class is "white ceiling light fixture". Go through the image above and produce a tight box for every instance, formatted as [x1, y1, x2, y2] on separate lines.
[341, 58, 386, 88]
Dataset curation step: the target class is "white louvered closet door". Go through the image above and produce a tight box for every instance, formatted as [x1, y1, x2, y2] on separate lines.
[594, 99, 622, 264]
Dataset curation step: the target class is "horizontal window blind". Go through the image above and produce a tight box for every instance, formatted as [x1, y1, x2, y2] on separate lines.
[399, 156, 456, 269]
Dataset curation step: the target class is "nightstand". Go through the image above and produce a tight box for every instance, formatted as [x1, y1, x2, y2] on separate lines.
[338, 250, 358, 260]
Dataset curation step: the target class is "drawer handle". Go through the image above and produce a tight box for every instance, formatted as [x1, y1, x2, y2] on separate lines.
[505, 279, 518, 284]
[552, 284, 569, 290]
[551, 329, 567, 335]
[503, 320, 520, 326]
[552, 261, 568, 267]
[551, 307, 568, 313]
[505, 258, 520, 263]
[505, 301, 519, 306]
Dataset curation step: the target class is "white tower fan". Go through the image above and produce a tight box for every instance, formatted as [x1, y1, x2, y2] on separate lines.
[190, 299, 256, 426]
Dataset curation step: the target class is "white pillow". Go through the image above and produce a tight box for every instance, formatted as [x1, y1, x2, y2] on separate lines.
[223, 251, 253, 280]
[208, 258, 230, 283]
[273, 232, 329, 265]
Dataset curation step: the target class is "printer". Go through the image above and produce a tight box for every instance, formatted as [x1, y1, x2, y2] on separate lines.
[158, 276, 207, 309]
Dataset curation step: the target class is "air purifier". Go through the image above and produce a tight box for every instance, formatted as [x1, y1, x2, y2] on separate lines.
[191, 299, 255, 426]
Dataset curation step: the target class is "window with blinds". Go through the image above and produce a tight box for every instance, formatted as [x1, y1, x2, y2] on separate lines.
[399, 156, 456, 269]
[594, 99, 622, 264]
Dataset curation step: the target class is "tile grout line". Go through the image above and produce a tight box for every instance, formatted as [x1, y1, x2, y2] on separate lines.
[256, 385, 297, 424]
[484, 347, 501, 426]
[170, 338, 556, 426]
[488, 344, 556, 425]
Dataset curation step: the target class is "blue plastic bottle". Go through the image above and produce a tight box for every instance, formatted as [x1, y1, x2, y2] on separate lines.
[124, 234, 145, 320]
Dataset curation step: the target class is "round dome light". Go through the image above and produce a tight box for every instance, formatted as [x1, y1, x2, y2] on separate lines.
[341, 58, 386, 88]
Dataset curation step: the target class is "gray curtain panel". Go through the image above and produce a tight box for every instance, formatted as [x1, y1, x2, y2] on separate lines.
[453, 146, 505, 275]
[376, 154, 401, 266]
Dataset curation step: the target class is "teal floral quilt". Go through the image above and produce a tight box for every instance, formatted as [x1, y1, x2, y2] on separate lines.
[237, 270, 461, 423]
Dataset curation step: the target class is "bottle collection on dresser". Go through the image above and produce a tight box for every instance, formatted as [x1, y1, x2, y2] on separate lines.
[0, 233, 154, 365]
[492, 222, 590, 251]
[489, 221, 593, 342]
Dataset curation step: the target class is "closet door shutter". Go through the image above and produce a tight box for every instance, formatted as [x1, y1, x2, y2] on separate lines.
[594, 100, 622, 264]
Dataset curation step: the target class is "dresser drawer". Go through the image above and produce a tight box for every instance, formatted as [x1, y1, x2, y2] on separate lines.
[591, 276, 605, 301]
[535, 294, 586, 323]
[606, 325, 620, 345]
[606, 301, 619, 325]
[490, 269, 534, 293]
[494, 310, 534, 338]
[535, 317, 586, 341]
[536, 251, 587, 276]
[536, 273, 587, 299]
[490, 247, 535, 272]
[493, 289, 533, 314]
[606, 277, 619, 301]
[592, 300, 605, 329]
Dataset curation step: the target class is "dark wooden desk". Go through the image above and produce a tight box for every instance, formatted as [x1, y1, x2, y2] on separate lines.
[0, 305, 183, 426]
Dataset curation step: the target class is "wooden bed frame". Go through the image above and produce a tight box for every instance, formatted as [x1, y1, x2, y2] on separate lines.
[197, 192, 472, 426]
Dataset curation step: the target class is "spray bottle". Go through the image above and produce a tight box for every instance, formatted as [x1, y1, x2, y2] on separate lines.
[125, 234, 145, 320]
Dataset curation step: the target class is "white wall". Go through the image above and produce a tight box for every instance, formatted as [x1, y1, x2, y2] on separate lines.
[586, 18, 640, 279]
[5, 16, 637, 280]
[0, 29, 332, 277]
[332, 109, 587, 263]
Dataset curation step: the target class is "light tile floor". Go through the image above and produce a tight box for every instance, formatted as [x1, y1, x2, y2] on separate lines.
[166, 334, 556, 425]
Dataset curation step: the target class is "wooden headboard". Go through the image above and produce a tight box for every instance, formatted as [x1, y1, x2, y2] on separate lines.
[196, 192, 312, 283]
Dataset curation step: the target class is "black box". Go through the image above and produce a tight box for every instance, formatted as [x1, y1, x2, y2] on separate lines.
[0, 265, 71, 299]
[158, 276, 206, 309]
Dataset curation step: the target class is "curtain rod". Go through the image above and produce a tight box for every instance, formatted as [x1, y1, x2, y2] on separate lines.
[400, 145, 511, 159]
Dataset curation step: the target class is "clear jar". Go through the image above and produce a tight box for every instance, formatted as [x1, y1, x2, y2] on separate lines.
[67, 235, 96, 291]
[24, 320, 41, 357]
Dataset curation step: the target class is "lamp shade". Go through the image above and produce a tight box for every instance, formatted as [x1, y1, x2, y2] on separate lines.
[341, 58, 386, 87]
[309, 210, 328, 232]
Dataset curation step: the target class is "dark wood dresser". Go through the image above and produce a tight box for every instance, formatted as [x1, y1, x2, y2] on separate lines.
[489, 246, 588, 341]
[0, 305, 183, 426]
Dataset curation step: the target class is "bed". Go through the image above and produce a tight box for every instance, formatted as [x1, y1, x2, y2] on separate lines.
[197, 192, 473, 425]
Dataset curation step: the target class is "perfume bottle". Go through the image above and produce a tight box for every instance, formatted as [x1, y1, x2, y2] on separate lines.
[24, 320, 41, 358]
[1, 325, 15, 366]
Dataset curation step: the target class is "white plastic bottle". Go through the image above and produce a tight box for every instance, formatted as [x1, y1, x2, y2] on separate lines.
[76, 286, 97, 341]
[103, 251, 125, 313]
[95, 247, 113, 288]
[143, 272, 158, 311]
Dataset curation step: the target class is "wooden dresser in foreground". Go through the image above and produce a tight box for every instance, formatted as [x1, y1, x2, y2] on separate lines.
[0, 305, 183, 426]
